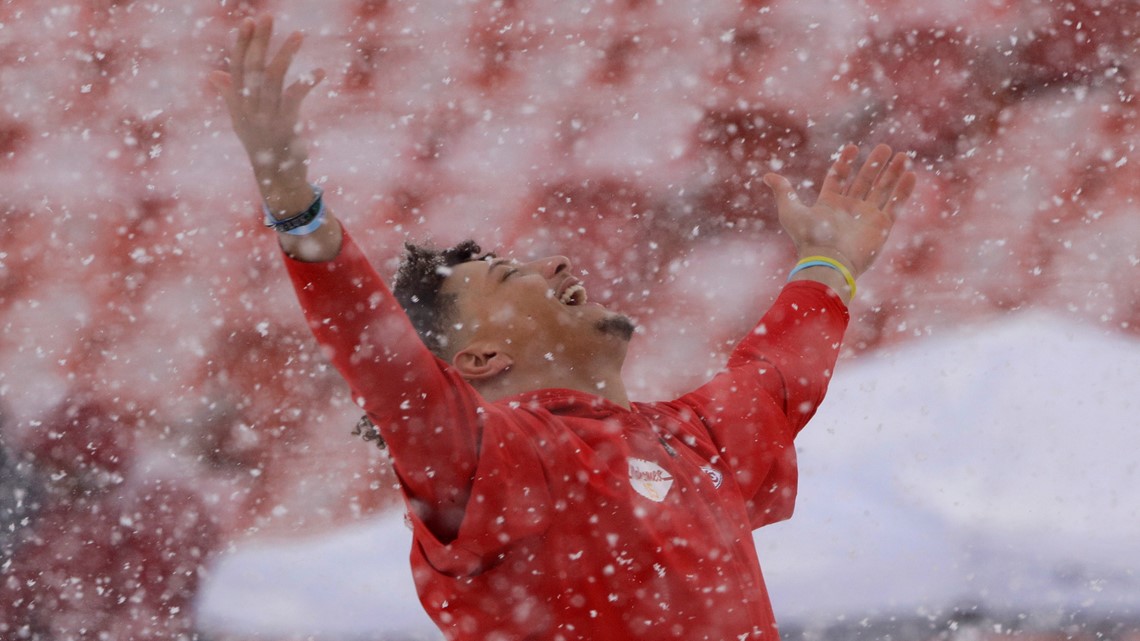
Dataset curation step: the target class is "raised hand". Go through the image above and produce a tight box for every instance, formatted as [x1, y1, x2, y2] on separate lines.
[209, 15, 325, 212]
[210, 15, 341, 261]
[764, 144, 916, 279]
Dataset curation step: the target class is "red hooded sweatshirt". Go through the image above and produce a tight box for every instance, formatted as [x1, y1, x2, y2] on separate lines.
[284, 230, 848, 641]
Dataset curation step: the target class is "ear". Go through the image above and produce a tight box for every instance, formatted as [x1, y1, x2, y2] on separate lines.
[452, 341, 514, 382]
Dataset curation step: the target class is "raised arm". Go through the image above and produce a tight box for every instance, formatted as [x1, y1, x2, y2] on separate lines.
[209, 15, 341, 262]
[676, 146, 916, 526]
[210, 18, 482, 543]
[764, 144, 916, 303]
[726, 144, 916, 427]
[715, 144, 917, 426]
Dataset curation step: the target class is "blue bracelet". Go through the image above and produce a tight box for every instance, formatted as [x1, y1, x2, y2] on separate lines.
[263, 185, 326, 235]
[282, 204, 326, 235]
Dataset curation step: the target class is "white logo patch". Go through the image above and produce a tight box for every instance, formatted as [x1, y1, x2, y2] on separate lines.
[628, 458, 674, 502]
[700, 465, 724, 489]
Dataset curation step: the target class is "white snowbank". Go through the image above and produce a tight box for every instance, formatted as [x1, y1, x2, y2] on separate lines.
[759, 311, 1140, 619]
[195, 312, 1140, 637]
[196, 511, 439, 638]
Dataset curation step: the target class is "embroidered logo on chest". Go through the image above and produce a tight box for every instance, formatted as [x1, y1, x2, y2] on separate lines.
[628, 458, 674, 502]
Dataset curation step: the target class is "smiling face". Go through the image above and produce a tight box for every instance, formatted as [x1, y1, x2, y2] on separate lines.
[440, 254, 634, 393]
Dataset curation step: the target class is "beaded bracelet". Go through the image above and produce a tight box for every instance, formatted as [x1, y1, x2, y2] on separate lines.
[263, 184, 325, 235]
[788, 255, 857, 297]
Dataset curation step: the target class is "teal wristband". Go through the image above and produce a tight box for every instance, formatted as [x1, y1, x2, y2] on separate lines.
[281, 204, 326, 236]
[263, 185, 325, 235]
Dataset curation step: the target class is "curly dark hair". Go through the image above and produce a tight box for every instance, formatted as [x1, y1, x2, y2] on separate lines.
[392, 239, 490, 358]
[356, 240, 489, 451]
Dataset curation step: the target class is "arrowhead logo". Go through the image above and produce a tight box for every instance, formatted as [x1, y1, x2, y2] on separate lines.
[700, 465, 724, 489]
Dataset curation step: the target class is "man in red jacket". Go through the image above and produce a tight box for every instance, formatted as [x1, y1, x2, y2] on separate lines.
[211, 16, 915, 641]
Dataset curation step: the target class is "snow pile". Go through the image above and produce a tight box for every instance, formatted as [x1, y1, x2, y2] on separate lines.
[197, 511, 436, 638]
[760, 312, 1140, 620]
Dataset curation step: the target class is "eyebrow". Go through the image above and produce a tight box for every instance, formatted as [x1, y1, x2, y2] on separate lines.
[487, 259, 516, 282]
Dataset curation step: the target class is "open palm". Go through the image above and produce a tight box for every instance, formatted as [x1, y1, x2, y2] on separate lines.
[764, 144, 916, 278]
[209, 16, 325, 190]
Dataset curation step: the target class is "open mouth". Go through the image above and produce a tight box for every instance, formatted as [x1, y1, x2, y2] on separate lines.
[559, 283, 587, 306]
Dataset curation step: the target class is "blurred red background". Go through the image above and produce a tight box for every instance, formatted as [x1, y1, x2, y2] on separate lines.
[0, 0, 1137, 638]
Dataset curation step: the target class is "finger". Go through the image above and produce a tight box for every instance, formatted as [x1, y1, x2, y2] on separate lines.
[883, 171, 917, 221]
[280, 68, 326, 122]
[763, 173, 798, 210]
[866, 152, 908, 210]
[819, 144, 859, 197]
[243, 15, 274, 106]
[846, 143, 892, 200]
[228, 18, 255, 92]
[263, 31, 304, 114]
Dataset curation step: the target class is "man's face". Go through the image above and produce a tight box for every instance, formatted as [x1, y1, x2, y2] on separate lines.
[442, 254, 634, 372]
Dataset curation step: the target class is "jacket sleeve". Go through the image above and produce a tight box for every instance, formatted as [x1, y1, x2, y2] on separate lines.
[281, 230, 485, 543]
[676, 280, 849, 528]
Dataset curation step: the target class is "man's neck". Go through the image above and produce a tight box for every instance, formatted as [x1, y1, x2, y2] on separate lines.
[477, 369, 631, 409]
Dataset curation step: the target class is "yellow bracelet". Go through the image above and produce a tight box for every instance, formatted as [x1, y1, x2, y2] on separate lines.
[788, 256, 857, 298]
